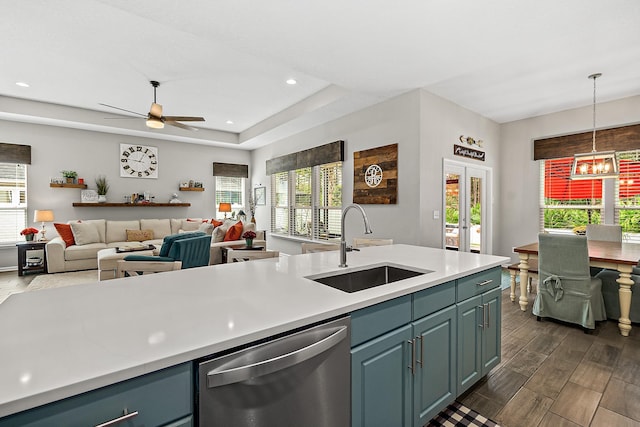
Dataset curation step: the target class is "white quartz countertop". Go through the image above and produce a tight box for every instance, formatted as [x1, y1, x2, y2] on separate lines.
[0, 244, 508, 417]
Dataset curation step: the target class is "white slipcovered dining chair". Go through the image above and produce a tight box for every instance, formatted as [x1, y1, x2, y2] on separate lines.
[586, 224, 622, 242]
[226, 249, 280, 262]
[533, 233, 606, 330]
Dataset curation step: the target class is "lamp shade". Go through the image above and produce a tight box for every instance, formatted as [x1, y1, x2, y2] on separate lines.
[34, 209, 54, 222]
[219, 203, 232, 213]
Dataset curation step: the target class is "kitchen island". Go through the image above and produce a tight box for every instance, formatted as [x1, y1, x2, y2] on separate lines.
[0, 244, 508, 422]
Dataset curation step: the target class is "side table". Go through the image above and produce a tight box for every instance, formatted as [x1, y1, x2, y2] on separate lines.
[221, 245, 265, 264]
[17, 241, 48, 276]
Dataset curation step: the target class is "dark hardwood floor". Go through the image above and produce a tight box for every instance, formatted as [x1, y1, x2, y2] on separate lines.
[460, 282, 640, 427]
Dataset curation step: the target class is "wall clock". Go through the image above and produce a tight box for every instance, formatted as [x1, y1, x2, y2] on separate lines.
[119, 144, 158, 178]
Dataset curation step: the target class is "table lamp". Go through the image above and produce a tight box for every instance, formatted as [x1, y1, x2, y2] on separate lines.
[34, 209, 55, 241]
[219, 203, 232, 219]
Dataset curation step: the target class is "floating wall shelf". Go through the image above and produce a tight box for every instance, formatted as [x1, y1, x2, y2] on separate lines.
[72, 203, 191, 207]
[50, 183, 88, 189]
[179, 187, 204, 192]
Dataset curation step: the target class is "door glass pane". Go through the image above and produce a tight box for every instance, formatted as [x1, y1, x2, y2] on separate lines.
[445, 173, 460, 250]
[470, 176, 482, 253]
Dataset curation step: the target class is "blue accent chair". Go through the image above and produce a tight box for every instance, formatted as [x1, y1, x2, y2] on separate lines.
[532, 233, 606, 330]
[123, 232, 212, 270]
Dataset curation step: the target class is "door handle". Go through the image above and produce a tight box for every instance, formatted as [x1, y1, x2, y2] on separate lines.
[416, 335, 424, 367]
[478, 305, 485, 329]
[408, 339, 415, 375]
[95, 409, 139, 427]
[207, 325, 348, 388]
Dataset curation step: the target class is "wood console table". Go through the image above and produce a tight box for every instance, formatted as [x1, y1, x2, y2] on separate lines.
[72, 203, 190, 207]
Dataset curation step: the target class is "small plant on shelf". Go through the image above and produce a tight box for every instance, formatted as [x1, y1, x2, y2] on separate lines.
[61, 170, 78, 184]
[95, 175, 109, 195]
[20, 227, 39, 241]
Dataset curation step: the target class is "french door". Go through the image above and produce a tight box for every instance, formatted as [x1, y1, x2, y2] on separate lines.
[443, 160, 492, 254]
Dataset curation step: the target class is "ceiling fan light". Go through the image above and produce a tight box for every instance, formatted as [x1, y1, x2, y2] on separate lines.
[146, 117, 164, 129]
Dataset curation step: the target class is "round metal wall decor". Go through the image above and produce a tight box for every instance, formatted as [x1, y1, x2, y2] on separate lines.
[364, 164, 383, 188]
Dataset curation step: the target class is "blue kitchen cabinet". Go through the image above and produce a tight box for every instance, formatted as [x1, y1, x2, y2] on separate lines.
[0, 363, 193, 427]
[412, 305, 457, 426]
[456, 269, 502, 395]
[352, 324, 414, 427]
[351, 280, 458, 427]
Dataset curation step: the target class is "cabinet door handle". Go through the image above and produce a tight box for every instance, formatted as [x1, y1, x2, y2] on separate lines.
[477, 279, 493, 287]
[95, 409, 139, 427]
[477, 305, 485, 329]
[416, 335, 424, 367]
[408, 339, 415, 375]
[486, 303, 491, 328]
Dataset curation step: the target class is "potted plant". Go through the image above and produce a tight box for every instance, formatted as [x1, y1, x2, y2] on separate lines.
[242, 230, 257, 248]
[20, 227, 39, 241]
[61, 170, 78, 184]
[95, 175, 109, 203]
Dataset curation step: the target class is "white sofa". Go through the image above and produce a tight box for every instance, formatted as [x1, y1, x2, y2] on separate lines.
[46, 218, 265, 274]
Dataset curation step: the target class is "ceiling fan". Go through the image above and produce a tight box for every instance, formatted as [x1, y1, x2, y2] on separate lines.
[100, 80, 205, 131]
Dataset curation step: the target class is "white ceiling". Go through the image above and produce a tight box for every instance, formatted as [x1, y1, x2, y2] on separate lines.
[2, 0, 639, 149]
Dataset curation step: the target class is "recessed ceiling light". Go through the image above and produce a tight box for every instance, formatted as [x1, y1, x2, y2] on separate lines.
[286, 78, 297, 85]
[16, 82, 30, 88]
[226, 120, 234, 125]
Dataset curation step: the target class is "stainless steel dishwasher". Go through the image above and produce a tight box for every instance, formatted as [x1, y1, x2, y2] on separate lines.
[197, 316, 351, 426]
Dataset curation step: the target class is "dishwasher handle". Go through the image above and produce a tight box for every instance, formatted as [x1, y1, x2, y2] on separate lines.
[207, 325, 348, 388]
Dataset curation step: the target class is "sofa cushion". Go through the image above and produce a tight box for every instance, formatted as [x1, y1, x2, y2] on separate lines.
[213, 223, 229, 243]
[140, 219, 172, 239]
[224, 221, 243, 241]
[65, 242, 107, 261]
[126, 229, 154, 242]
[181, 220, 201, 232]
[54, 223, 75, 247]
[70, 222, 101, 245]
[211, 219, 224, 227]
[106, 220, 140, 243]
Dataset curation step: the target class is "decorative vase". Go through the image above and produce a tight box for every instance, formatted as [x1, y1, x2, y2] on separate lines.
[251, 216, 256, 224]
[66, 177, 74, 184]
[245, 238, 253, 248]
[25, 234, 34, 241]
[98, 195, 107, 203]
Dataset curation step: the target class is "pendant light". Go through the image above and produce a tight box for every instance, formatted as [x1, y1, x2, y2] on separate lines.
[571, 73, 618, 180]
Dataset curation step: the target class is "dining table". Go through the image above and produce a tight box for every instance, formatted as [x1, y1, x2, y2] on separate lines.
[514, 239, 640, 336]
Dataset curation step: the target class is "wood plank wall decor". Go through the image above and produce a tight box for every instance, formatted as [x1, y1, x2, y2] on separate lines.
[353, 143, 398, 204]
[533, 123, 640, 160]
[0, 142, 31, 164]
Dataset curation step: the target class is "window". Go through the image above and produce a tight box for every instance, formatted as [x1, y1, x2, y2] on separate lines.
[271, 161, 342, 241]
[215, 176, 245, 218]
[0, 163, 27, 243]
[540, 150, 640, 240]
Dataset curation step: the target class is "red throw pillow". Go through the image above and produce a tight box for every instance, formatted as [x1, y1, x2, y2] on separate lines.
[54, 223, 75, 247]
[223, 221, 243, 241]
[211, 219, 223, 227]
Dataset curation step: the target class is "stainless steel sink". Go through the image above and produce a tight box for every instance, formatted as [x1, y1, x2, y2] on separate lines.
[307, 264, 431, 293]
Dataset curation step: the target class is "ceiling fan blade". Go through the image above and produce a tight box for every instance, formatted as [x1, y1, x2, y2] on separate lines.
[150, 102, 163, 118]
[166, 120, 199, 131]
[99, 103, 147, 117]
[163, 116, 205, 122]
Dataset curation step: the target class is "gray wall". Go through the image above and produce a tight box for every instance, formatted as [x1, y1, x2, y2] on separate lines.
[251, 89, 502, 255]
[0, 120, 250, 270]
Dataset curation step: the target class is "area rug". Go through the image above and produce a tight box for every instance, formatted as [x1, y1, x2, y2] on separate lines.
[426, 401, 500, 427]
[27, 270, 99, 292]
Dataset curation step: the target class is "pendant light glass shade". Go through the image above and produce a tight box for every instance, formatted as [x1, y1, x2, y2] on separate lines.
[571, 73, 618, 180]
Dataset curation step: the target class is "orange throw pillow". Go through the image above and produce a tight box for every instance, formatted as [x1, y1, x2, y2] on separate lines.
[54, 223, 75, 247]
[211, 219, 223, 227]
[223, 221, 243, 241]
